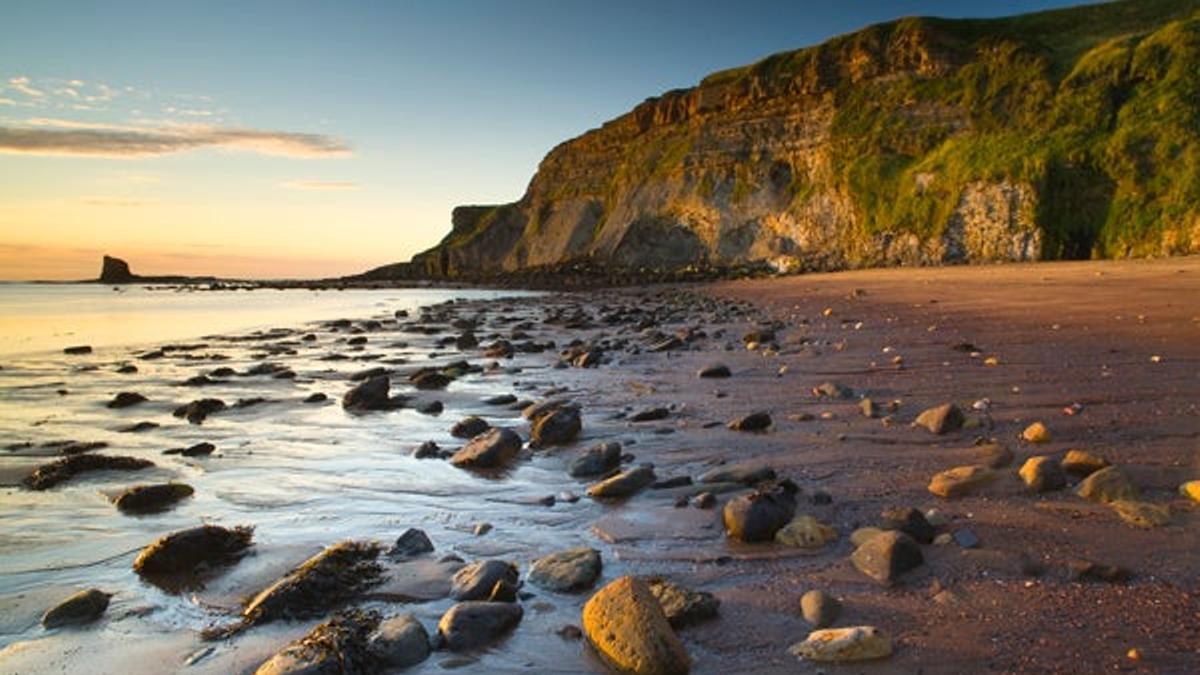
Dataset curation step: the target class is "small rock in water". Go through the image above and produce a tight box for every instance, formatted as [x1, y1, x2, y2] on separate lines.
[698, 463, 775, 485]
[1062, 449, 1109, 477]
[913, 403, 964, 434]
[791, 626, 892, 663]
[342, 376, 404, 412]
[487, 579, 519, 603]
[173, 398, 227, 424]
[697, 364, 731, 378]
[417, 400, 443, 415]
[388, 528, 434, 559]
[483, 393, 517, 406]
[568, 442, 622, 478]
[629, 407, 669, 422]
[24, 454, 155, 490]
[449, 428, 522, 470]
[42, 588, 112, 629]
[64, 345, 93, 355]
[587, 465, 656, 499]
[412, 371, 452, 390]
[106, 392, 147, 409]
[114, 483, 194, 514]
[851, 530, 923, 586]
[727, 411, 772, 432]
[133, 525, 253, 591]
[692, 492, 716, 509]
[368, 613, 430, 670]
[119, 421, 159, 433]
[646, 577, 719, 628]
[800, 590, 841, 629]
[451, 416, 491, 439]
[531, 406, 582, 446]
[582, 576, 689, 675]
[529, 547, 602, 592]
[451, 560, 518, 601]
[473, 522, 493, 536]
[302, 392, 326, 404]
[437, 602, 523, 651]
[163, 441, 216, 457]
[1018, 456, 1066, 492]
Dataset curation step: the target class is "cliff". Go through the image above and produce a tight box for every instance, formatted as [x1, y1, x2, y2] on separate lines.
[369, 0, 1200, 281]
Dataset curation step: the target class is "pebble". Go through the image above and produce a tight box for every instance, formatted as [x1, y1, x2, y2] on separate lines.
[913, 403, 964, 434]
[790, 626, 892, 663]
[927, 465, 997, 498]
[587, 465, 656, 499]
[41, 588, 112, 629]
[850, 530, 923, 586]
[1022, 421, 1051, 443]
[1018, 456, 1067, 492]
[799, 590, 841, 629]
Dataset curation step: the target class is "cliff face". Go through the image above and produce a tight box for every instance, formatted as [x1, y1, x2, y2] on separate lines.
[387, 0, 1200, 280]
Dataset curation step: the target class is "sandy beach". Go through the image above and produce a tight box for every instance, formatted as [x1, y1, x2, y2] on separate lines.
[1, 257, 1197, 674]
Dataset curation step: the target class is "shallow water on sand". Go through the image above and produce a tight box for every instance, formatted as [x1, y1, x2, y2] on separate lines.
[0, 286, 652, 673]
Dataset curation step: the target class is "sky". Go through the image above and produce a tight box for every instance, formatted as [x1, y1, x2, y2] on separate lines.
[0, 0, 1085, 280]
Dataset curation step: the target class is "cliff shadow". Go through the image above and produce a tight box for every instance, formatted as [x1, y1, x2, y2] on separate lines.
[1037, 161, 1115, 260]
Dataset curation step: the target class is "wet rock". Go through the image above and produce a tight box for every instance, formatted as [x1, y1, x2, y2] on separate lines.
[349, 366, 387, 382]
[569, 442, 622, 478]
[722, 481, 798, 542]
[487, 579, 518, 603]
[119, 421, 159, 433]
[341, 376, 404, 412]
[437, 601, 523, 651]
[164, 442, 215, 457]
[451, 416, 491, 439]
[116, 364, 138, 374]
[629, 407, 669, 423]
[528, 547, 601, 592]
[303, 392, 328, 404]
[472, 522, 493, 536]
[914, 403, 964, 434]
[973, 443, 1014, 469]
[106, 392, 147, 409]
[451, 560, 519, 601]
[813, 381, 853, 399]
[698, 464, 774, 485]
[114, 483, 194, 514]
[24, 454, 154, 490]
[388, 528, 434, 559]
[368, 613, 430, 669]
[133, 525, 253, 590]
[1018, 456, 1067, 492]
[254, 608, 379, 675]
[727, 411, 772, 432]
[1076, 466, 1139, 504]
[697, 364, 731, 378]
[587, 465, 656, 499]
[237, 541, 383, 632]
[1062, 449, 1109, 477]
[483, 394, 517, 406]
[927, 465, 996, 498]
[775, 516, 838, 548]
[790, 626, 892, 663]
[692, 492, 716, 509]
[879, 507, 935, 544]
[800, 590, 840, 629]
[412, 441, 440, 459]
[64, 345, 93, 355]
[417, 400, 443, 415]
[523, 398, 572, 421]
[42, 589, 112, 629]
[412, 371, 452, 390]
[582, 576, 689, 675]
[531, 406, 582, 447]
[646, 578, 718, 628]
[173, 398, 227, 424]
[455, 332, 478, 350]
[1110, 500, 1170, 528]
[851, 530, 923, 586]
[449, 428, 523, 470]
[1022, 421, 1051, 443]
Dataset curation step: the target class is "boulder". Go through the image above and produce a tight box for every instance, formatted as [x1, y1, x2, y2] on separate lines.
[850, 531, 923, 586]
[646, 578, 719, 628]
[133, 525, 253, 590]
[437, 602, 523, 651]
[800, 590, 841, 629]
[569, 442, 622, 477]
[41, 589, 112, 629]
[368, 613, 430, 669]
[790, 626, 892, 663]
[582, 576, 690, 675]
[774, 516, 838, 548]
[927, 465, 996, 498]
[723, 482, 797, 542]
[449, 428, 523, 469]
[450, 416, 490, 439]
[451, 560, 519, 601]
[587, 465, 656, 499]
[1076, 466, 1139, 503]
[531, 406, 582, 446]
[1062, 449, 1109, 477]
[528, 547, 602, 592]
[1018, 456, 1067, 492]
[914, 403, 964, 434]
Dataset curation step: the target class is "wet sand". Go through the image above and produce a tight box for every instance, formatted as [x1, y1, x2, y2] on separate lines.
[1, 257, 1197, 674]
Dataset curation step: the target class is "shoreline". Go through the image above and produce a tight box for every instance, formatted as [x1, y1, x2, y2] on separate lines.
[0, 257, 1197, 673]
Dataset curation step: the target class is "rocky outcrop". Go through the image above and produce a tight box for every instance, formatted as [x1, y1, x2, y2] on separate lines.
[95, 255, 216, 284]
[367, 0, 1200, 281]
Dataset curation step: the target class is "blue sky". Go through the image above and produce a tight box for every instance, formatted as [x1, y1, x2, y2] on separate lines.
[0, 0, 1083, 279]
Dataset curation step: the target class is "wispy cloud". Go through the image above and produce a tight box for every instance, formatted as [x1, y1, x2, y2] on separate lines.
[8, 76, 44, 98]
[279, 180, 359, 191]
[76, 196, 155, 207]
[0, 119, 351, 158]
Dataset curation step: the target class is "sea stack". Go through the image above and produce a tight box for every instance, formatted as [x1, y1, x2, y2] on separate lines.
[99, 255, 136, 283]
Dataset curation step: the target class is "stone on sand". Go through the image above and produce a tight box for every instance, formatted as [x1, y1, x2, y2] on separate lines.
[723, 482, 797, 542]
[645, 578, 719, 629]
[790, 626, 892, 663]
[587, 465, 656, 499]
[774, 516, 838, 548]
[1076, 466, 1139, 504]
[914, 403, 964, 434]
[42, 589, 112, 629]
[851, 530, 923, 586]
[1180, 481, 1200, 503]
[1018, 456, 1067, 492]
[531, 406, 582, 446]
[1022, 421, 1051, 443]
[800, 590, 841, 629]
[927, 465, 996, 498]
[1062, 449, 1109, 477]
[1110, 500, 1170, 529]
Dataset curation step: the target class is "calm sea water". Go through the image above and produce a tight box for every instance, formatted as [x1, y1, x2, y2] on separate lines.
[0, 282, 629, 673]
